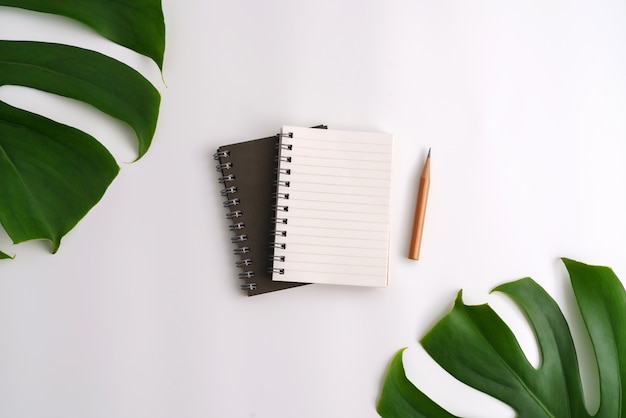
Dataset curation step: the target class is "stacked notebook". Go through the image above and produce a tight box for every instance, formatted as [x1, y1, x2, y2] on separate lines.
[215, 125, 393, 296]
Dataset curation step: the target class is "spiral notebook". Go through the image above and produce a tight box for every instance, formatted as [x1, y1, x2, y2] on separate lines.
[270, 126, 393, 287]
[214, 126, 326, 296]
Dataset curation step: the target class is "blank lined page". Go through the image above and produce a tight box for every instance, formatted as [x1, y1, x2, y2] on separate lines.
[271, 126, 393, 287]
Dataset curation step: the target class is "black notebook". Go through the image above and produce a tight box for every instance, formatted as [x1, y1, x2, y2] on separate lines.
[214, 126, 326, 296]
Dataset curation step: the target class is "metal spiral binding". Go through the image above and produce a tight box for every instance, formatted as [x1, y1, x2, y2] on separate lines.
[231, 234, 247, 243]
[226, 210, 242, 219]
[236, 259, 252, 267]
[223, 198, 240, 207]
[218, 174, 235, 183]
[269, 132, 293, 276]
[215, 148, 256, 291]
[221, 186, 237, 196]
[215, 162, 232, 171]
[229, 222, 245, 231]
[214, 150, 230, 158]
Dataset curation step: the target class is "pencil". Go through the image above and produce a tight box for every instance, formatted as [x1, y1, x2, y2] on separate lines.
[409, 148, 430, 260]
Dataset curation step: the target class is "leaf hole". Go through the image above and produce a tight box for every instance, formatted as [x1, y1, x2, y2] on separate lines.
[489, 292, 541, 369]
[0, 6, 162, 85]
[402, 345, 516, 417]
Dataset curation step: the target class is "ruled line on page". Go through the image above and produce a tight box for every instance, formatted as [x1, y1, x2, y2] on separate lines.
[273, 126, 393, 286]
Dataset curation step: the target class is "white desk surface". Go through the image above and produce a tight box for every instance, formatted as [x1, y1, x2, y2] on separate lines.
[1, 1, 625, 417]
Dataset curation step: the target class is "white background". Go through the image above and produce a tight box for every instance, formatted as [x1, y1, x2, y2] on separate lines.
[1, 1, 625, 417]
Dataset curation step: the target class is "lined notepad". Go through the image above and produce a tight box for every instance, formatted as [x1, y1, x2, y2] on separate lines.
[271, 126, 393, 287]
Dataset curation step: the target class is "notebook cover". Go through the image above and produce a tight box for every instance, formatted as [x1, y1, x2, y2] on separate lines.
[216, 126, 326, 296]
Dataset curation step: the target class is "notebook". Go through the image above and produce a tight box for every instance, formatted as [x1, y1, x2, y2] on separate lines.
[270, 126, 393, 287]
[214, 126, 326, 296]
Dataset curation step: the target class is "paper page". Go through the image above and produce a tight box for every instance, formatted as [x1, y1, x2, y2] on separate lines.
[272, 126, 393, 287]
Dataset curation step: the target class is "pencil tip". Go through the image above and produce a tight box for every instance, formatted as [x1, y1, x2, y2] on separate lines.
[427, 147, 431, 157]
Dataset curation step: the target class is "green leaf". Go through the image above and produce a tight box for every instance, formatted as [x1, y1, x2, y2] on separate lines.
[0, 0, 165, 69]
[0, 42, 159, 252]
[378, 259, 626, 417]
[563, 258, 626, 417]
[377, 349, 458, 418]
[0, 3, 163, 255]
[0, 100, 119, 252]
[0, 249, 14, 259]
[0, 40, 160, 159]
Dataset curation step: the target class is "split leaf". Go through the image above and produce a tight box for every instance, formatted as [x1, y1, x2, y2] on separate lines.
[0, 0, 165, 69]
[378, 258, 626, 417]
[0, 1, 164, 255]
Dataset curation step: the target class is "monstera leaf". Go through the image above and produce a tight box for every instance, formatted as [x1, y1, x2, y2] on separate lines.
[0, 1, 164, 255]
[378, 258, 626, 417]
[0, 0, 165, 69]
